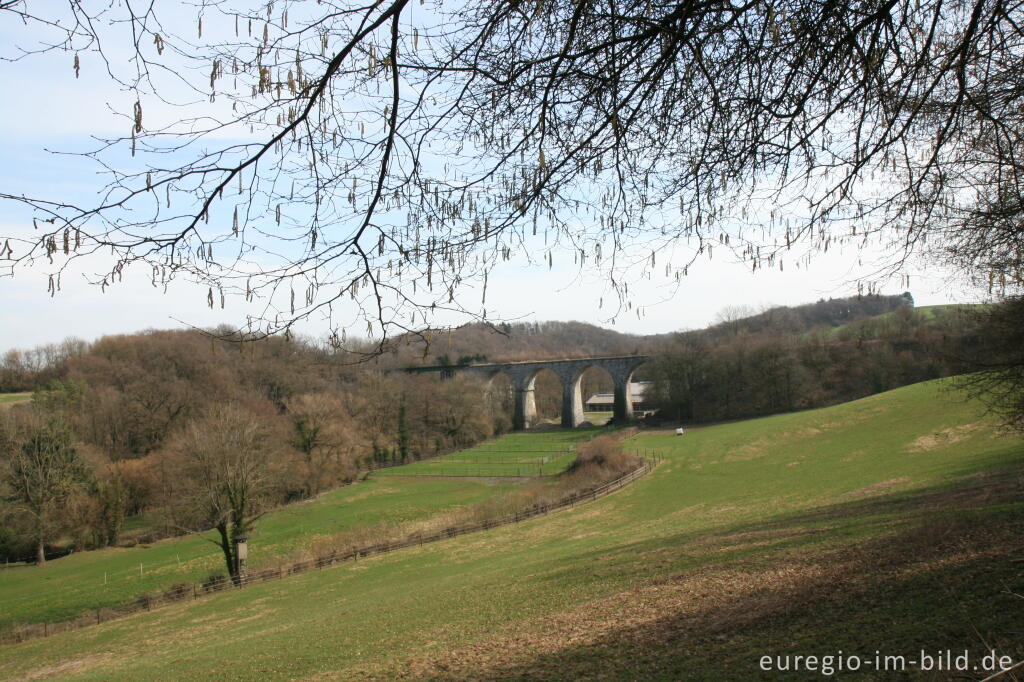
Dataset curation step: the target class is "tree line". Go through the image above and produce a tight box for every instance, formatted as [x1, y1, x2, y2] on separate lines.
[646, 296, 982, 423]
[0, 330, 509, 575]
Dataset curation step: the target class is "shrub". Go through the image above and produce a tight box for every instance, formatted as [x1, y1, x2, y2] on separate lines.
[202, 572, 228, 593]
[133, 592, 157, 610]
[567, 435, 640, 479]
[163, 583, 191, 601]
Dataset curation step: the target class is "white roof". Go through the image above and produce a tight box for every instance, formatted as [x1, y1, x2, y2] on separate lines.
[585, 383, 651, 404]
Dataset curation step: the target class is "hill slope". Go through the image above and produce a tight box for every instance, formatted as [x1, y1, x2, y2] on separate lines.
[375, 293, 918, 367]
[1, 379, 1021, 680]
[377, 320, 659, 368]
[0, 429, 602, 630]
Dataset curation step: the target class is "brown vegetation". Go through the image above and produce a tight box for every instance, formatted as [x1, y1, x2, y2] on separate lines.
[0, 329, 509, 563]
[649, 298, 980, 424]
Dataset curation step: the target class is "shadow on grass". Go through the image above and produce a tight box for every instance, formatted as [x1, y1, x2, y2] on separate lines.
[410, 468, 1024, 680]
[552, 460, 1024, 579]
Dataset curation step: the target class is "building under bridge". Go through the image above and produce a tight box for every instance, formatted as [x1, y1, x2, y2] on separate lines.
[584, 381, 653, 413]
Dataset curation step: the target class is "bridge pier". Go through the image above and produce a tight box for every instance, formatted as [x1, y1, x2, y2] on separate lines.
[612, 370, 635, 424]
[512, 374, 537, 431]
[556, 368, 583, 428]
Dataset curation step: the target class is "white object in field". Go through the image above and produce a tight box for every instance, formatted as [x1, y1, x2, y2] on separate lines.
[675, 427, 685, 436]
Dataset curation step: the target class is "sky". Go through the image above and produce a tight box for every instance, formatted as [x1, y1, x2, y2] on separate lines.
[0, 5, 978, 356]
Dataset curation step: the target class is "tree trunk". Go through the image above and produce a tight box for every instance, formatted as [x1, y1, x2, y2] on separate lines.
[36, 538, 46, 566]
[215, 522, 237, 584]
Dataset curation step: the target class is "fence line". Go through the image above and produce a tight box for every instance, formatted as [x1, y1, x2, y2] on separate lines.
[0, 452, 663, 646]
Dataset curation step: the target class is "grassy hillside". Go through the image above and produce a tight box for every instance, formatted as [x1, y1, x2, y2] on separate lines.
[374, 429, 591, 477]
[806, 303, 979, 342]
[0, 476, 522, 630]
[0, 392, 31, 408]
[0, 429, 599, 630]
[1, 379, 1021, 680]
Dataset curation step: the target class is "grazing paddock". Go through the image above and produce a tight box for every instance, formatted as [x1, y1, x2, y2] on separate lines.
[1, 379, 1021, 681]
[0, 472, 521, 630]
[375, 429, 599, 477]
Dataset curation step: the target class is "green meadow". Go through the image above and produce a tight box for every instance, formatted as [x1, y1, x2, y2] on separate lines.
[805, 303, 978, 341]
[0, 392, 31, 407]
[0, 472, 518, 630]
[0, 429, 602, 631]
[374, 428, 596, 477]
[1, 378, 1022, 680]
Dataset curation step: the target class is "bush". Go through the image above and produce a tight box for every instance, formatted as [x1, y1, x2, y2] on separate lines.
[567, 435, 639, 478]
[202, 572, 228, 593]
[163, 583, 191, 601]
[133, 592, 157, 610]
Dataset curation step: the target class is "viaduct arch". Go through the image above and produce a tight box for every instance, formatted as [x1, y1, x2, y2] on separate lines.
[407, 355, 649, 430]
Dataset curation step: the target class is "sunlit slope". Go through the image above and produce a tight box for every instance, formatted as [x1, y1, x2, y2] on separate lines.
[0, 473, 516, 629]
[0, 428, 598, 630]
[2, 379, 1021, 681]
[374, 429, 594, 477]
[805, 303, 978, 341]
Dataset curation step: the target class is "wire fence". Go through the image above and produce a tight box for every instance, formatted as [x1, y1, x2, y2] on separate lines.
[0, 433, 612, 617]
[0, 453, 662, 646]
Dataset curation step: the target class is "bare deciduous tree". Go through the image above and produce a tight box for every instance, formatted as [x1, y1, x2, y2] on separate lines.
[957, 296, 1024, 430]
[285, 393, 361, 496]
[174, 404, 270, 582]
[0, 0, 1021, 348]
[0, 412, 91, 565]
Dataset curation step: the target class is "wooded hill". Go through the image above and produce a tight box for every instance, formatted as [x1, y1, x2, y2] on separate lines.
[0, 332, 509, 563]
[647, 298, 981, 424]
[368, 292, 918, 366]
[370, 320, 659, 368]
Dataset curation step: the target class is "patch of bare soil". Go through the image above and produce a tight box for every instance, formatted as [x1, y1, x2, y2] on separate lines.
[725, 427, 829, 463]
[841, 448, 867, 462]
[905, 423, 984, 453]
[344, 487, 400, 503]
[18, 654, 113, 680]
[724, 444, 767, 462]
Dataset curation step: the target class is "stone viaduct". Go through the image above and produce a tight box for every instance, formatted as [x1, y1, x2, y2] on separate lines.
[406, 355, 649, 430]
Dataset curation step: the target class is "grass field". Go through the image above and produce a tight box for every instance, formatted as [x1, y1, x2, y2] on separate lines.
[1, 378, 1022, 680]
[804, 303, 979, 341]
[0, 469, 521, 630]
[374, 429, 597, 477]
[0, 392, 31, 408]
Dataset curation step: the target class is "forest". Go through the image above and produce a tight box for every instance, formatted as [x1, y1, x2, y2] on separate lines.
[645, 294, 984, 423]
[0, 331, 510, 565]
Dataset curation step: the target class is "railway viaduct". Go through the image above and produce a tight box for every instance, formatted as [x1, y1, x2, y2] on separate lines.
[406, 355, 649, 430]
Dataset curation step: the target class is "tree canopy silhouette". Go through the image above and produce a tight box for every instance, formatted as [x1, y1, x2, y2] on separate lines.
[1, 0, 1021, 353]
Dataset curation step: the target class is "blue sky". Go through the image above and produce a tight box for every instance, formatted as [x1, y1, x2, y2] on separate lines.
[0, 5, 973, 355]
